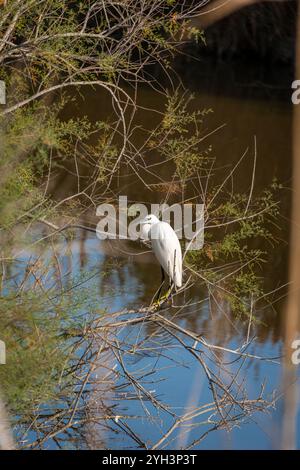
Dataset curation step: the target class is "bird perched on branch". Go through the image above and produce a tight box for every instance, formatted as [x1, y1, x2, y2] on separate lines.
[140, 214, 182, 304]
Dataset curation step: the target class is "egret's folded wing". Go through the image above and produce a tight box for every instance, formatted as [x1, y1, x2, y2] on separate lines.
[151, 223, 182, 287]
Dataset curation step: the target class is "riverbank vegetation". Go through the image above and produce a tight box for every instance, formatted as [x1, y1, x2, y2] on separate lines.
[0, 0, 285, 449]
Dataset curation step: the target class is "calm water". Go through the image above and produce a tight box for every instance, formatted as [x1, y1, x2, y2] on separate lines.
[9, 60, 300, 449]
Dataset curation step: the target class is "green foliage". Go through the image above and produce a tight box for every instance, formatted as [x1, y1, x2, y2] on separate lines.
[0, 264, 101, 417]
[1, 1, 204, 230]
[150, 93, 213, 184]
[0, 97, 117, 228]
[187, 25, 206, 44]
[0, 162, 39, 227]
[186, 182, 282, 320]
[0, 290, 70, 415]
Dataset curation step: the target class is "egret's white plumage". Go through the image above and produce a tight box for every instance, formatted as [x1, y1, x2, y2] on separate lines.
[141, 214, 182, 288]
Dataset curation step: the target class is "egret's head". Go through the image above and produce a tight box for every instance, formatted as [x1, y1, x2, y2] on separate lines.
[140, 214, 159, 226]
[140, 214, 159, 241]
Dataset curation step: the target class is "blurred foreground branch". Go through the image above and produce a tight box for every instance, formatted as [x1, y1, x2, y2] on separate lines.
[0, 393, 15, 450]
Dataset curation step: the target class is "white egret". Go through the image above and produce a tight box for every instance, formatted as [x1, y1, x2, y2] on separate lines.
[140, 214, 182, 302]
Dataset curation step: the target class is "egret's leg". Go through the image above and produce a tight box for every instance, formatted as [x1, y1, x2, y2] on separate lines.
[168, 282, 173, 298]
[152, 282, 174, 310]
[164, 282, 173, 301]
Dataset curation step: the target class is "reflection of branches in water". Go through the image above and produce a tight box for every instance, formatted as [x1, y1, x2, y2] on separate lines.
[16, 301, 278, 450]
